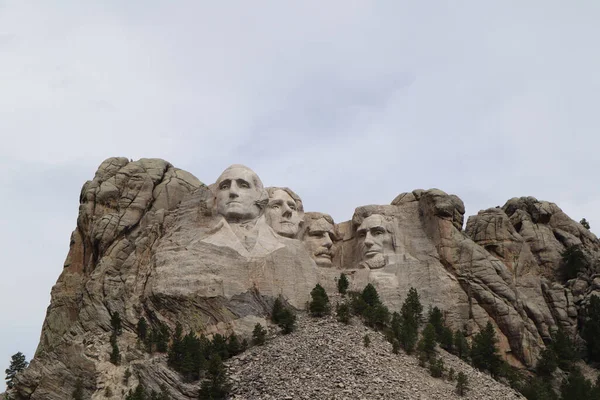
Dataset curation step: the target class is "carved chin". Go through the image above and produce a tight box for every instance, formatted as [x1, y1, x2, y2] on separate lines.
[275, 223, 299, 238]
[313, 254, 333, 267]
[361, 254, 386, 270]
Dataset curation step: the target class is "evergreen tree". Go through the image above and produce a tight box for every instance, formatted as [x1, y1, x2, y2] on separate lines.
[427, 306, 444, 340]
[137, 317, 148, 341]
[580, 218, 591, 230]
[336, 302, 351, 324]
[398, 288, 423, 354]
[549, 328, 577, 371]
[390, 312, 401, 340]
[439, 326, 454, 352]
[167, 323, 185, 371]
[361, 284, 380, 307]
[417, 323, 437, 361]
[560, 245, 588, 281]
[198, 355, 230, 400]
[212, 334, 229, 360]
[455, 372, 469, 396]
[583, 294, 600, 362]
[536, 348, 558, 378]
[155, 323, 170, 353]
[110, 312, 122, 336]
[72, 379, 84, 400]
[520, 377, 557, 400]
[227, 334, 241, 357]
[470, 322, 502, 377]
[453, 330, 470, 361]
[363, 334, 370, 348]
[337, 273, 349, 295]
[392, 339, 400, 355]
[252, 323, 267, 346]
[271, 298, 285, 324]
[364, 303, 390, 330]
[560, 367, 593, 400]
[277, 308, 297, 334]
[110, 337, 121, 365]
[5, 352, 28, 389]
[125, 384, 146, 400]
[429, 357, 445, 378]
[403, 287, 423, 324]
[309, 284, 330, 317]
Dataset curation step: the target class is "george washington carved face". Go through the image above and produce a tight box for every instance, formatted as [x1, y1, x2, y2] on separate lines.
[214, 165, 267, 223]
[265, 188, 304, 238]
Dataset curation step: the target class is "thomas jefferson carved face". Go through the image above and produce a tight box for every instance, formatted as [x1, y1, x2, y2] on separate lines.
[356, 214, 394, 269]
[215, 165, 265, 223]
[303, 216, 335, 268]
[266, 188, 303, 238]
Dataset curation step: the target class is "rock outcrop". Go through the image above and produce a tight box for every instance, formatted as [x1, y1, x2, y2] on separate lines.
[8, 158, 600, 399]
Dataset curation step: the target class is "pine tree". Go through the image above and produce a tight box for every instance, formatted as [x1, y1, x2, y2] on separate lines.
[277, 308, 297, 334]
[271, 298, 285, 324]
[337, 273, 349, 295]
[336, 302, 351, 324]
[252, 323, 267, 346]
[549, 328, 576, 371]
[398, 288, 423, 354]
[560, 367, 593, 400]
[309, 284, 330, 317]
[560, 245, 588, 281]
[110, 312, 123, 336]
[72, 378, 84, 400]
[5, 352, 28, 389]
[137, 317, 148, 341]
[227, 334, 241, 357]
[363, 334, 370, 348]
[427, 306, 444, 339]
[583, 294, 600, 362]
[580, 218, 591, 230]
[439, 326, 454, 352]
[453, 330, 470, 361]
[470, 322, 502, 377]
[417, 323, 437, 361]
[520, 377, 557, 400]
[361, 284, 380, 307]
[536, 348, 558, 377]
[198, 355, 230, 400]
[429, 357, 445, 378]
[455, 372, 469, 396]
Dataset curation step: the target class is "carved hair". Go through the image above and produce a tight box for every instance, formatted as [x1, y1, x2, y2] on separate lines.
[266, 187, 304, 213]
[212, 164, 269, 211]
[300, 212, 337, 240]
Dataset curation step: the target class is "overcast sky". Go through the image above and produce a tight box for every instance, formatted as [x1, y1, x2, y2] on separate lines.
[1, 1, 600, 388]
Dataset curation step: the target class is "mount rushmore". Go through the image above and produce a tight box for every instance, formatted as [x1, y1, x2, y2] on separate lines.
[8, 158, 600, 399]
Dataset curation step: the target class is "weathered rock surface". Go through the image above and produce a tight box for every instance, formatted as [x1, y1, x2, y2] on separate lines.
[229, 311, 524, 400]
[8, 158, 600, 399]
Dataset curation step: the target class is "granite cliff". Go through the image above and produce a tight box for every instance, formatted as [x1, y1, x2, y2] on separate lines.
[8, 158, 600, 399]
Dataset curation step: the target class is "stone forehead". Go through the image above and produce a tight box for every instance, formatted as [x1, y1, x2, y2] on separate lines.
[358, 214, 386, 229]
[216, 164, 263, 188]
[308, 218, 335, 232]
[266, 187, 304, 213]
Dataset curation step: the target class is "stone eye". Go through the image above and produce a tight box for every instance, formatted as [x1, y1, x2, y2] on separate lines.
[239, 181, 250, 189]
[219, 182, 230, 190]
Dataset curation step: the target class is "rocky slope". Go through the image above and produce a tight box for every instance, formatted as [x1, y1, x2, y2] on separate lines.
[229, 312, 524, 400]
[7, 157, 600, 399]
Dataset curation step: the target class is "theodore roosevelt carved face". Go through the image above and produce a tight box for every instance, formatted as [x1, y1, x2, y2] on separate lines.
[265, 187, 304, 238]
[356, 214, 395, 269]
[302, 213, 336, 268]
[214, 165, 267, 223]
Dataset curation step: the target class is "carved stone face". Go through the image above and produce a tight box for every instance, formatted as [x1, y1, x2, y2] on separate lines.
[303, 218, 335, 267]
[215, 166, 263, 222]
[356, 214, 394, 268]
[266, 189, 302, 238]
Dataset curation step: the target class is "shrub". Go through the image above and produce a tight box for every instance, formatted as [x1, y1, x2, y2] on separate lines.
[456, 372, 469, 396]
[560, 245, 588, 281]
[336, 302, 351, 324]
[363, 334, 370, 348]
[337, 273, 349, 295]
[470, 322, 502, 378]
[429, 357, 445, 378]
[252, 323, 267, 346]
[309, 284, 330, 317]
[580, 218, 590, 230]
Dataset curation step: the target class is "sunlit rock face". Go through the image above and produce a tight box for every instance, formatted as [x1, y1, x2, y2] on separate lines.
[11, 159, 600, 399]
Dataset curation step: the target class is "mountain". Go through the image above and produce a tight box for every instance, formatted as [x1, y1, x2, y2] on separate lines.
[7, 157, 599, 399]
